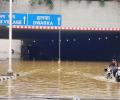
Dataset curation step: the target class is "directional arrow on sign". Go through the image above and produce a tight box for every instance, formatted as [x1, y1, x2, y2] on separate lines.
[58, 17, 61, 26]
[23, 16, 27, 25]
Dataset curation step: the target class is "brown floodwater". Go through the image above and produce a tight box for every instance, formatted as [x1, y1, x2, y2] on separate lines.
[0, 60, 120, 99]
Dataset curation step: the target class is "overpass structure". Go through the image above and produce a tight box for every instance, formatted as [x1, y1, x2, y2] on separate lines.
[0, 26, 120, 61]
[0, 0, 120, 61]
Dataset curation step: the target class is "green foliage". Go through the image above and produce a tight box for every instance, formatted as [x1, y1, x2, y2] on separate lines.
[63, 0, 106, 6]
[38, 0, 42, 5]
[62, 0, 107, 6]
[99, 0, 105, 6]
[0, 0, 111, 9]
[29, 0, 107, 9]
[30, 0, 36, 6]
[2, 0, 9, 1]
[2, 0, 14, 1]
[30, 0, 54, 9]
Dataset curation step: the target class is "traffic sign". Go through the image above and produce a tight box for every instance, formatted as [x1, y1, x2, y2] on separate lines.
[28, 14, 61, 26]
[0, 13, 27, 26]
[0, 13, 62, 26]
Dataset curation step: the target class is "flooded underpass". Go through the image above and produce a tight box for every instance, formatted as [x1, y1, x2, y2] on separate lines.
[0, 60, 120, 100]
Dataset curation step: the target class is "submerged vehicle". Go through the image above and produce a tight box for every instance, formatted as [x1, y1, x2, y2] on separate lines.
[115, 67, 120, 82]
[104, 66, 120, 82]
[104, 66, 112, 79]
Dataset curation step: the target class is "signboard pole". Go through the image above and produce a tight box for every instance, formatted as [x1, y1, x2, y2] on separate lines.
[7, 0, 13, 75]
[58, 0, 62, 64]
[58, 28, 61, 64]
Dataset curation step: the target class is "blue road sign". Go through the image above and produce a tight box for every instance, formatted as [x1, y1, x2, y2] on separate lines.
[0, 13, 62, 26]
[0, 13, 27, 26]
[28, 14, 61, 26]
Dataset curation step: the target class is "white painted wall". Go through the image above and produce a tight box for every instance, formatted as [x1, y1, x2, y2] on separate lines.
[0, 0, 120, 28]
[0, 39, 21, 60]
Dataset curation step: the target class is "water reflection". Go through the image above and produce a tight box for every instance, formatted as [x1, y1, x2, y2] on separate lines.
[7, 79, 12, 98]
[0, 60, 120, 99]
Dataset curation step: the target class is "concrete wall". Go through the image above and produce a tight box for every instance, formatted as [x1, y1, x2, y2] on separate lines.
[0, 0, 120, 60]
[0, 39, 21, 60]
[0, 0, 120, 28]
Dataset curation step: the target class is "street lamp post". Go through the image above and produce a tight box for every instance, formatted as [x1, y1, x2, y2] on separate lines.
[7, 0, 13, 75]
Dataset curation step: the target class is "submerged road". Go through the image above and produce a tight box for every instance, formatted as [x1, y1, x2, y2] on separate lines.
[0, 60, 120, 100]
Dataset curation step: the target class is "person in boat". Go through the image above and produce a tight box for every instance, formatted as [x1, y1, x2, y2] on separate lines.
[109, 59, 118, 77]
